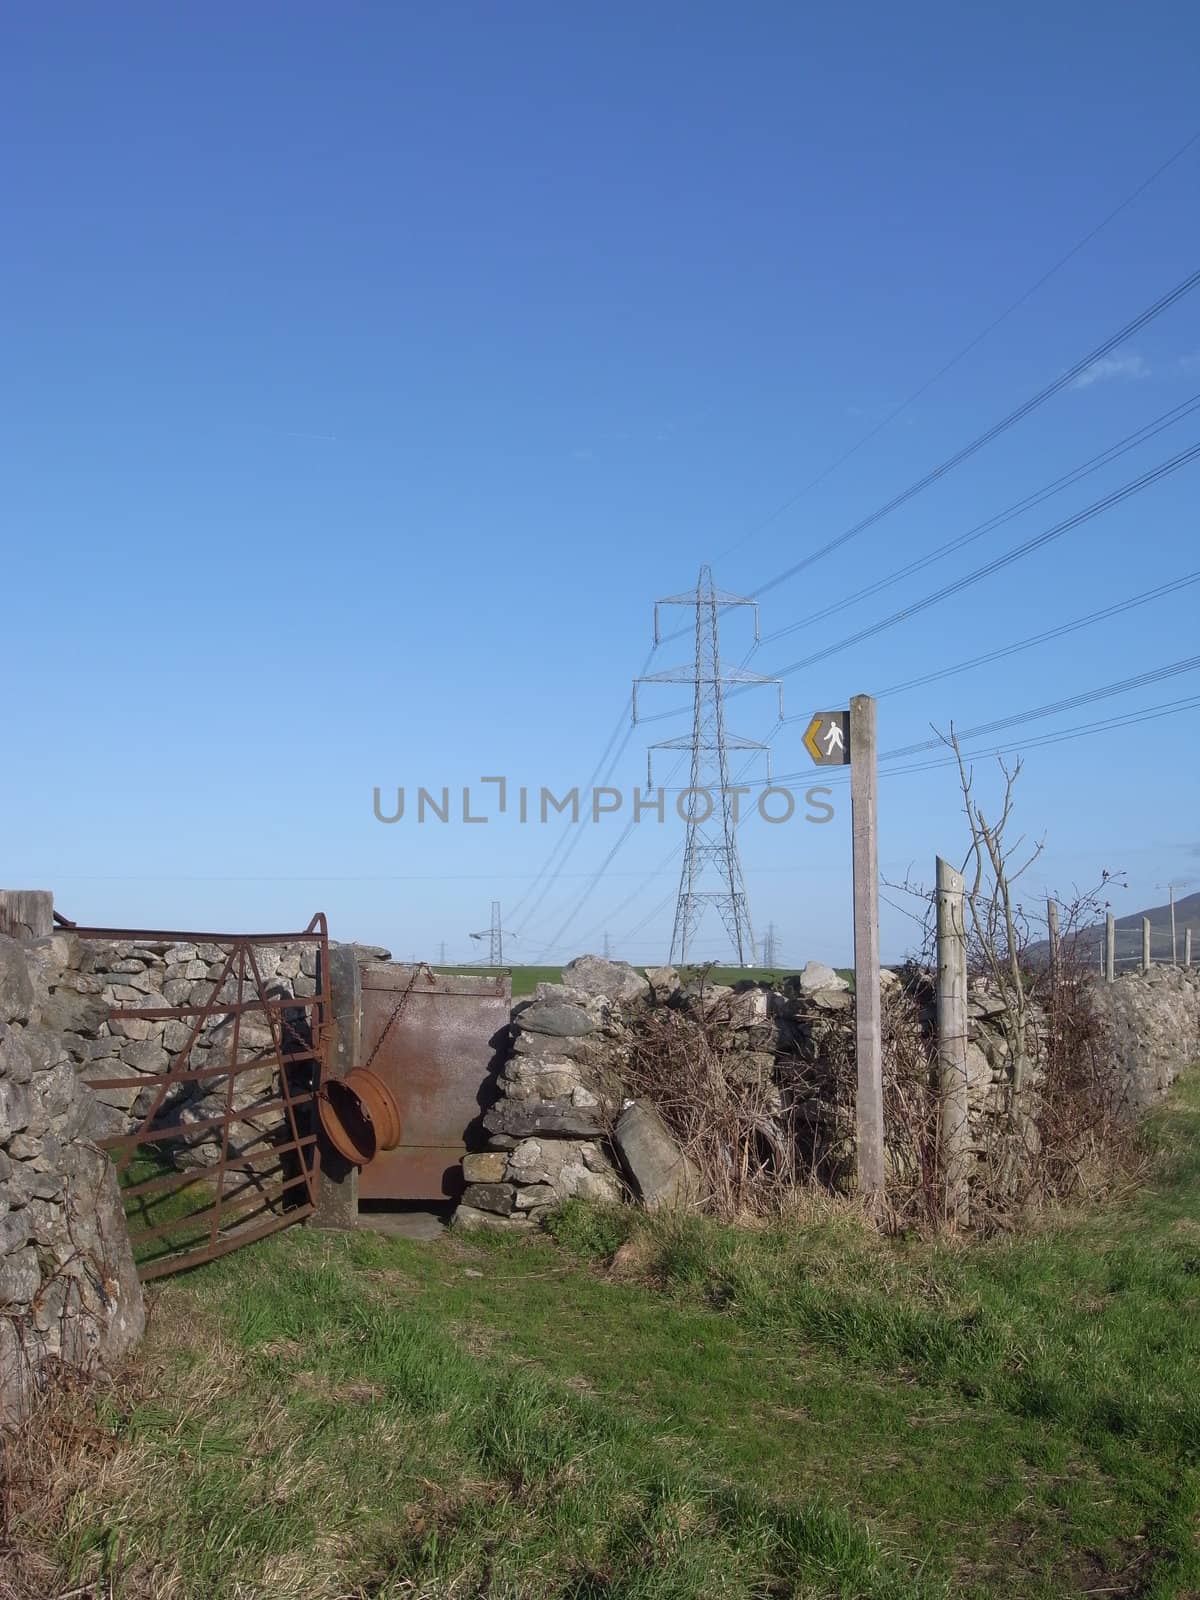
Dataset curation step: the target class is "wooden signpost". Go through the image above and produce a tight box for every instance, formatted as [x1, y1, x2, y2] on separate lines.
[803, 695, 883, 1198]
[937, 858, 970, 1226]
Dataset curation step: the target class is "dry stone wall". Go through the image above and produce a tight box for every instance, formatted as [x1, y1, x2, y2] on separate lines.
[455, 956, 629, 1230]
[1, 933, 143, 1427]
[455, 955, 1200, 1227]
[1084, 965, 1200, 1106]
[32, 934, 320, 1164]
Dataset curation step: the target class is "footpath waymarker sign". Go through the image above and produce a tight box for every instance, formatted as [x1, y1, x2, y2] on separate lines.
[802, 711, 851, 766]
[803, 695, 883, 1198]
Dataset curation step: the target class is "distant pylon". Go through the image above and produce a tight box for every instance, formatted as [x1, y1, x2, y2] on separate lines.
[633, 566, 782, 967]
[603, 930, 612, 959]
[763, 922, 779, 968]
[469, 900, 511, 966]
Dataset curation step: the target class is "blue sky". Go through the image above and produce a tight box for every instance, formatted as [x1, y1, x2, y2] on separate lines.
[3, 1, 1198, 965]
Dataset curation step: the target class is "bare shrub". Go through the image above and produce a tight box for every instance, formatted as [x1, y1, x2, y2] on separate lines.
[1025, 957, 1145, 1207]
[886, 736, 1141, 1225]
[616, 739, 1142, 1233]
[619, 974, 947, 1227]
[619, 979, 802, 1221]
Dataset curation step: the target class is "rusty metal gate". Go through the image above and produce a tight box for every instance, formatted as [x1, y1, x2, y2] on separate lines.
[355, 964, 510, 1202]
[58, 913, 330, 1280]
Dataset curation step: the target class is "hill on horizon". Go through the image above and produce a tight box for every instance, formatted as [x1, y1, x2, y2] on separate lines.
[1029, 887, 1200, 971]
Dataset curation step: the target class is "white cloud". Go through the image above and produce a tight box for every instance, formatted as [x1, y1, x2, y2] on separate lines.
[1071, 352, 1152, 390]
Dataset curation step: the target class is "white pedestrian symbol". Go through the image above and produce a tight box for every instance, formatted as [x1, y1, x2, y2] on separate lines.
[823, 721, 844, 758]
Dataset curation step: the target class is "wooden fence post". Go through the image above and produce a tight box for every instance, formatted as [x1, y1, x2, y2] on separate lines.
[0, 890, 54, 942]
[1142, 916, 1152, 973]
[1047, 899, 1060, 987]
[1105, 912, 1116, 984]
[936, 858, 970, 1226]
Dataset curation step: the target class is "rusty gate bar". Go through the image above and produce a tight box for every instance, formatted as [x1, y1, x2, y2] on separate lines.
[62, 914, 331, 1280]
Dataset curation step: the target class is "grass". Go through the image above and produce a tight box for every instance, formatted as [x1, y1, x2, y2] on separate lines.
[11, 1075, 1200, 1598]
[433, 965, 855, 998]
[118, 1151, 219, 1270]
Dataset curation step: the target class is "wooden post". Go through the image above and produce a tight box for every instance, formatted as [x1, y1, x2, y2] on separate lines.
[936, 858, 970, 1226]
[1105, 912, 1115, 983]
[850, 694, 884, 1200]
[1186, 928, 1193, 969]
[1047, 899, 1060, 987]
[0, 890, 54, 942]
[1142, 916, 1152, 972]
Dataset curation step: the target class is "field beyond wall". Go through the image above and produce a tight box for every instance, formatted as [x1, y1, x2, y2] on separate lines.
[433, 964, 855, 996]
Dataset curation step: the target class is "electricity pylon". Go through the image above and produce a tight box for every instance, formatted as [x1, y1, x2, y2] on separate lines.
[469, 900, 511, 966]
[633, 566, 782, 966]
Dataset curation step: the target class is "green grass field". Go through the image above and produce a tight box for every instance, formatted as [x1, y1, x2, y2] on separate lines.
[17, 1075, 1200, 1598]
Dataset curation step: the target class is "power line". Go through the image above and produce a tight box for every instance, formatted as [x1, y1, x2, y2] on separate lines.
[535, 813, 651, 960]
[534, 722, 782, 962]
[869, 569, 1200, 699]
[617, 888, 679, 947]
[528, 748, 691, 960]
[757, 393, 1200, 649]
[881, 691, 1200, 776]
[511, 160, 1200, 955]
[741, 268, 1200, 610]
[508, 717, 639, 934]
[754, 438, 1200, 683]
[571, 838, 684, 944]
[508, 635, 663, 935]
[573, 680, 1200, 959]
[506, 690, 642, 928]
[880, 653, 1200, 759]
[763, 690, 1200, 790]
[583, 728, 783, 959]
[711, 127, 1200, 568]
[518, 451, 1200, 953]
[881, 891, 932, 931]
[657, 265, 1200, 657]
[530, 580, 777, 963]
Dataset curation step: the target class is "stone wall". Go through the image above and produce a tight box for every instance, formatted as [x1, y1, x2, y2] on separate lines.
[1084, 965, 1200, 1106]
[454, 955, 1200, 1226]
[455, 956, 630, 1230]
[31, 933, 322, 1163]
[1, 934, 143, 1427]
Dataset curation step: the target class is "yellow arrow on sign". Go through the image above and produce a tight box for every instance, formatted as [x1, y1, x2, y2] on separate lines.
[803, 714, 826, 763]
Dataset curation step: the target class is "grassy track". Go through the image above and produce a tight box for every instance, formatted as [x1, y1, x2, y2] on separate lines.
[16, 1075, 1200, 1597]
